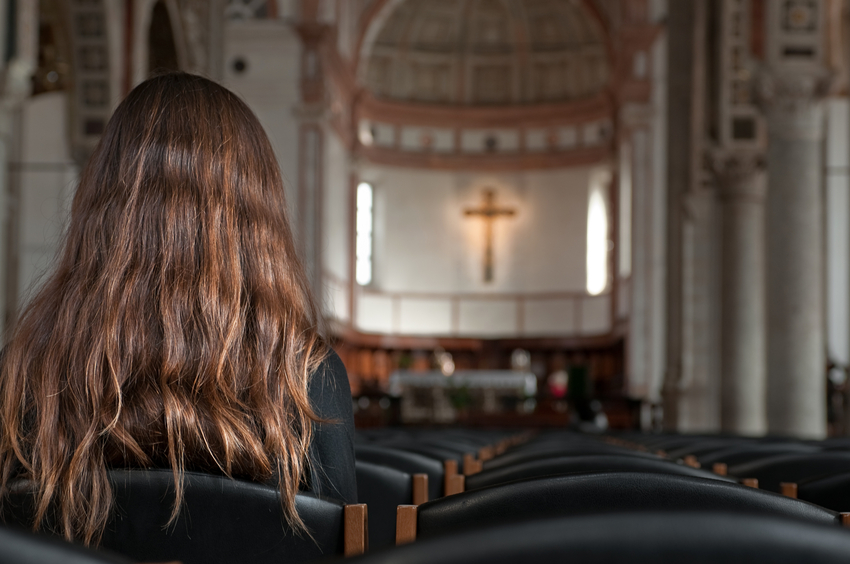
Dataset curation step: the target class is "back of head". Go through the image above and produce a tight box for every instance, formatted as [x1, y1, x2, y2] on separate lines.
[0, 72, 326, 544]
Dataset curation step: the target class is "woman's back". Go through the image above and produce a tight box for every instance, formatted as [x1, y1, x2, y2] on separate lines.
[0, 72, 354, 544]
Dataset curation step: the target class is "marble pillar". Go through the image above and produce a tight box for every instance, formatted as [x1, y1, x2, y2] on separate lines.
[761, 74, 827, 438]
[714, 152, 767, 435]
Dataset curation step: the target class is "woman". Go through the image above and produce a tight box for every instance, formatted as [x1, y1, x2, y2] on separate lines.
[0, 72, 355, 544]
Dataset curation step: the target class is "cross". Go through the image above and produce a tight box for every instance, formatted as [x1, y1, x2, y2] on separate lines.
[464, 189, 516, 282]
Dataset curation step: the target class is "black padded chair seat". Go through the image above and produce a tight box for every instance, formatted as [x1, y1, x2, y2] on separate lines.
[728, 452, 850, 493]
[0, 526, 132, 564]
[3, 469, 345, 564]
[347, 511, 850, 564]
[466, 454, 732, 490]
[416, 472, 838, 539]
[355, 445, 443, 501]
[356, 461, 412, 549]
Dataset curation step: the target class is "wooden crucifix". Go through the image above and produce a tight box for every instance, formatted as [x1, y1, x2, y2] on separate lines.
[464, 189, 516, 282]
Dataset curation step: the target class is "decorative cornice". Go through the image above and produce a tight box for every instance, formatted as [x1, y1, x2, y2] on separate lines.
[357, 144, 612, 172]
[356, 91, 613, 130]
[332, 324, 623, 352]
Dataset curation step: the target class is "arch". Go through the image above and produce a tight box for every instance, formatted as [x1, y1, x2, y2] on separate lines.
[134, 0, 188, 86]
[355, 0, 616, 104]
[148, 0, 179, 74]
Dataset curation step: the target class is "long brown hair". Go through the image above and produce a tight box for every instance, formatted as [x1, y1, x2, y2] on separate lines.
[0, 72, 326, 544]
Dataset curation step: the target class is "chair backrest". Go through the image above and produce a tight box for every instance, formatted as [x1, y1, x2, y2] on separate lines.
[348, 511, 850, 564]
[728, 452, 850, 492]
[797, 472, 850, 513]
[373, 442, 466, 465]
[416, 472, 838, 539]
[481, 444, 661, 472]
[0, 525, 132, 564]
[697, 444, 820, 467]
[3, 469, 347, 564]
[356, 445, 443, 500]
[466, 455, 732, 490]
[356, 461, 412, 549]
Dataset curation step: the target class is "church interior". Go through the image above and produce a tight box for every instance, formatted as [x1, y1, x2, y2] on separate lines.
[8, 0, 850, 562]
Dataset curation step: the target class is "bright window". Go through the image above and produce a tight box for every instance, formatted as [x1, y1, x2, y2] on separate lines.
[586, 174, 609, 296]
[356, 182, 373, 286]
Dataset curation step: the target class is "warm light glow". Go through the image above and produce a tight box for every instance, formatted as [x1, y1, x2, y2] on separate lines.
[587, 176, 609, 296]
[356, 182, 373, 286]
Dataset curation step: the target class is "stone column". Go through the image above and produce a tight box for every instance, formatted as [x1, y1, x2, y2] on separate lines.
[714, 152, 767, 435]
[760, 74, 828, 438]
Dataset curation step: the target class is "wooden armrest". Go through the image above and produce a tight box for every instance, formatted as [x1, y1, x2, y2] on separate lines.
[443, 459, 457, 496]
[412, 473, 428, 505]
[683, 455, 700, 468]
[344, 504, 368, 556]
[445, 473, 465, 496]
[396, 505, 417, 545]
[780, 482, 797, 499]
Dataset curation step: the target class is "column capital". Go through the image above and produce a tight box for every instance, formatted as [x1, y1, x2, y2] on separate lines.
[756, 71, 832, 140]
[709, 150, 767, 202]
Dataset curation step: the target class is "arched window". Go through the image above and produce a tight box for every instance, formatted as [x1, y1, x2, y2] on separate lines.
[356, 182, 374, 286]
[148, 1, 179, 74]
[586, 172, 610, 296]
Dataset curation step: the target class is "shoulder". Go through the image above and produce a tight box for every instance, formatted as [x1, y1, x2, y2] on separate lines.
[308, 348, 352, 416]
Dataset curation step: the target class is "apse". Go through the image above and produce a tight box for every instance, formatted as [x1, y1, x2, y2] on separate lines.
[321, 0, 616, 340]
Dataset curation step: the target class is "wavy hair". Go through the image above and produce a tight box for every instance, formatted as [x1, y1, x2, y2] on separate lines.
[0, 72, 326, 544]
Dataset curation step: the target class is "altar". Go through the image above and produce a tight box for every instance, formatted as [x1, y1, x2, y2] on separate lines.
[388, 370, 538, 424]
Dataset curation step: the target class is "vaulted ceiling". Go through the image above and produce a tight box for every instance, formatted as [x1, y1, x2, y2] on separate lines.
[360, 0, 610, 106]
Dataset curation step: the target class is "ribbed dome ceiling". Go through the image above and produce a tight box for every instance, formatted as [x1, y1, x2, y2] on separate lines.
[362, 0, 610, 106]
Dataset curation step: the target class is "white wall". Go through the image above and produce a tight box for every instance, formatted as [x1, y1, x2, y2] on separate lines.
[361, 165, 592, 294]
[343, 162, 613, 338]
[17, 92, 78, 306]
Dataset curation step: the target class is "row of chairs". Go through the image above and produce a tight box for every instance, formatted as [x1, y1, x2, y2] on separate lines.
[348, 429, 850, 563]
[8, 429, 850, 562]
[614, 432, 850, 512]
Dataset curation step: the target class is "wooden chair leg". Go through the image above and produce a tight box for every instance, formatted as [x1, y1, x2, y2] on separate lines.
[841, 512, 850, 528]
[712, 462, 727, 476]
[780, 482, 798, 499]
[396, 505, 417, 545]
[344, 504, 368, 556]
[412, 474, 428, 506]
[742, 478, 759, 488]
